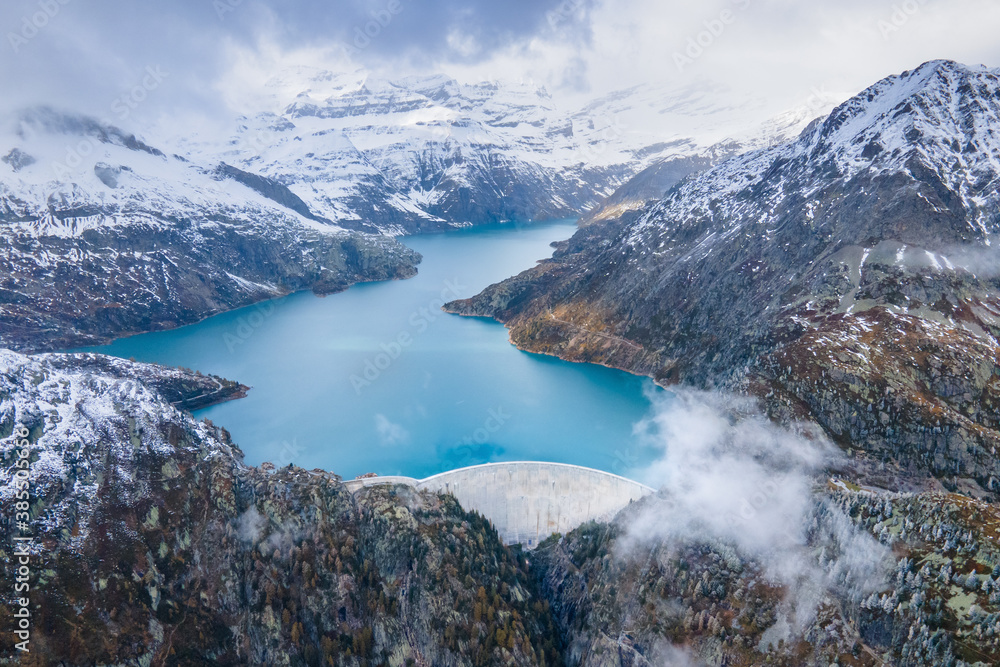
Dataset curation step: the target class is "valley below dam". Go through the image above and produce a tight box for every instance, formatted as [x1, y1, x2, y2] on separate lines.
[82, 220, 666, 480]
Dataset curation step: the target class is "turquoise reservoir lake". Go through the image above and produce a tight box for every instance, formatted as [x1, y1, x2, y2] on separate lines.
[84, 220, 663, 480]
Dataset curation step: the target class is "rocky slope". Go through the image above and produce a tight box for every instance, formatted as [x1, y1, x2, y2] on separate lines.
[445, 60, 1000, 498]
[0, 108, 420, 352]
[39, 353, 249, 411]
[534, 485, 1000, 666]
[0, 350, 565, 665]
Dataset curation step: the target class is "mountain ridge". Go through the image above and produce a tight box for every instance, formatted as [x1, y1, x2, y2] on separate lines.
[445, 59, 1000, 497]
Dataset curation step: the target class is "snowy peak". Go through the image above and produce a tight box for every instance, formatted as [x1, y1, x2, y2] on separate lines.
[1, 66, 843, 240]
[0, 106, 345, 238]
[282, 72, 555, 130]
[623, 60, 1000, 251]
[806, 60, 1000, 179]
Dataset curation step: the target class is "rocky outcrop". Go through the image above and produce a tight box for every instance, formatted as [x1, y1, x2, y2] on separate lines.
[754, 308, 1000, 498]
[1, 148, 35, 173]
[579, 154, 715, 226]
[215, 162, 329, 224]
[41, 352, 250, 410]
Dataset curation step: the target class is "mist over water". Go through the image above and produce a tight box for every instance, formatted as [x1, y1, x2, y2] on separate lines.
[83, 220, 665, 479]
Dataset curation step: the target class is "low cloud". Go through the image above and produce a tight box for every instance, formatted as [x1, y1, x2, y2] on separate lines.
[236, 506, 267, 543]
[623, 389, 890, 638]
[649, 641, 699, 666]
[939, 243, 1000, 278]
[869, 241, 1000, 279]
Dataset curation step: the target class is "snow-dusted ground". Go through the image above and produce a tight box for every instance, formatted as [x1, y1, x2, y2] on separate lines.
[0, 349, 241, 549]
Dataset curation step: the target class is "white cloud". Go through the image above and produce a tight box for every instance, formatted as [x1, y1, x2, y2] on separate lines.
[436, 0, 1000, 114]
[623, 388, 890, 638]
[236, 506, 267, 542]
[3, 0, 1000, 154]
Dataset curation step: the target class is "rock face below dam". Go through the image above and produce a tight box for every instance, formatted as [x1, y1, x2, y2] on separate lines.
[345, 462, 655, 547]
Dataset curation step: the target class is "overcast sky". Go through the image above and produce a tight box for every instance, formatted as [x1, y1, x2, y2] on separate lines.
[2, 0, 1000, 132]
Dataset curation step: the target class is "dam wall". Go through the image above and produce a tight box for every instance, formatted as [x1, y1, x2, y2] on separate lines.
[345, 462, 655, 547]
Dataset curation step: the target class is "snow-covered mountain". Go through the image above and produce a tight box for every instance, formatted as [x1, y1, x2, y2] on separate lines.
[447, 60, 1000, 496]
[172, 68, 841, 233]
[620, 60, 1000, 248]
[0, 108, 420, 352]
[0, 69, 838, 351]
[0, 73, 840, 240]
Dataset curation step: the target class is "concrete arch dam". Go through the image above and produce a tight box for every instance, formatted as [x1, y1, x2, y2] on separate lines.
[345, 462, 655, 548]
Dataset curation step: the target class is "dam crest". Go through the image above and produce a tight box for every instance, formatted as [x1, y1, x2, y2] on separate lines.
[345, 461, 655, 548]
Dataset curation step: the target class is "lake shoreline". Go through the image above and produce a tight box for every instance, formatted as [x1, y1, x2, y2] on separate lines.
[81, 219, 660, 480]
